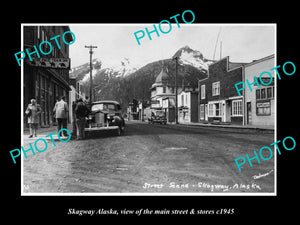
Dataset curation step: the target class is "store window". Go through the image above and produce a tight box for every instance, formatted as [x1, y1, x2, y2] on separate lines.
[256, 101, 271, 116]
[232, 100, 242, 116]
[208, 102, 222, 117]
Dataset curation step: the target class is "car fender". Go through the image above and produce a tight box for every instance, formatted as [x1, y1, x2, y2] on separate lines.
[113, 115, 122, 125]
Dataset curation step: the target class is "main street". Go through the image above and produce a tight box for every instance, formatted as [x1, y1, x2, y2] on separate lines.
[23, 121, 275, 194]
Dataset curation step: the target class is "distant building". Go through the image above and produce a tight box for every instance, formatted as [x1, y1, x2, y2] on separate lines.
[198, 56, 246, 125]
[162, 97, 175, 123]
[23, 26, 73, 127]
[150, 66, 177, 123]
[243, 54, 275, 128]
[150, 66, 175, 109]
[177, 86, 198, 123]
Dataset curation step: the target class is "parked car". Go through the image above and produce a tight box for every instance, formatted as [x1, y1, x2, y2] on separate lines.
[85, 100, 125, 135]
[148, 110, 167, 124]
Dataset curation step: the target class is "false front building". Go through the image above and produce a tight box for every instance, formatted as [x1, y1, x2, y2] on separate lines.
[177, 86, 198, 123]
[198, 56, 246, 125]
[243, 54, 275, 128]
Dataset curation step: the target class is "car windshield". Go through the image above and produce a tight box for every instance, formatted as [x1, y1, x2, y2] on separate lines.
[91, 103, 116, 112]
[155, 111, 164, 116]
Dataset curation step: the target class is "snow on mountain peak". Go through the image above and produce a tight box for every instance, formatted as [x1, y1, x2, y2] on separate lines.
[178, 47, 209, 72]
[78, 57, 139, 83]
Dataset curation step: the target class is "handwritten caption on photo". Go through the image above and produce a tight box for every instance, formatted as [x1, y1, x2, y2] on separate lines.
[234, 61, 296, 172]
[235, 135, 296, 172]
[143, 181, 261, 192]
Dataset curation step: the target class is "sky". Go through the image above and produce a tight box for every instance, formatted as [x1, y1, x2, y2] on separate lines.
[69, 24, 275, 69]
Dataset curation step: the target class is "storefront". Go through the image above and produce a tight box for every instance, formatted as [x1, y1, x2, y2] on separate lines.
[206, 98, 243, 125]
[243, 55, 275, 128]
[24, 66, 70, 127]
[23, 25, 72, 128]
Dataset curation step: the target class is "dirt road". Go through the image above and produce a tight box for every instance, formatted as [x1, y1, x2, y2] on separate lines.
[23, 121, 274, 194]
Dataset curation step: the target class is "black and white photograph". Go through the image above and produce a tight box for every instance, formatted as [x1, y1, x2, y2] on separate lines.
[21, 24, 276, 195]
[4, 4, 298, 221]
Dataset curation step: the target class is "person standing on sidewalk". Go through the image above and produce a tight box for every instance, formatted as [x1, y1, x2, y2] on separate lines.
[75, 98, 89, 140]
[53, 96, 69, 137]
[25, 98, 42, 138]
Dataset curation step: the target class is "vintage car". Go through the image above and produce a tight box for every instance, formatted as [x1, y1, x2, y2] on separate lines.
[85, 100, 125, 135]
[148, 110, 167, 124]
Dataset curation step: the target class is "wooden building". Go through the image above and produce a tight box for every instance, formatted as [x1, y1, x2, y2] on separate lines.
[23, 26, 73, 127]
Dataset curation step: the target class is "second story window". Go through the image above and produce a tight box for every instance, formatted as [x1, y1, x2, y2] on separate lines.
[201, 84, 205, 99]
[163, 86, 166, 93]
[212, 81, 220, 96]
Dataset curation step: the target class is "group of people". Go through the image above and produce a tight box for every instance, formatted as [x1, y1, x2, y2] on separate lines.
[25, 96, 89, 140]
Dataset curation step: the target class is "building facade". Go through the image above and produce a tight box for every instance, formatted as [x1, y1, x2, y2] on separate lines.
[198, 56, 246, 125]
[23, 26, 73, 127]
[177, 87, 198, 123]
[150, 66, 177, 123]
[243, 54, 275, 128]
[150, 66, 175, 109]
[162, 97, 175, 123]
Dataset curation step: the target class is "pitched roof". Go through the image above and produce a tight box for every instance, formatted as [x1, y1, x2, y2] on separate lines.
[155, 67, 169, 84]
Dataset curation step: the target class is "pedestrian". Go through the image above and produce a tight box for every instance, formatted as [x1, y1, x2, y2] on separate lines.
[25, 98, 42, 138]
[53, 96, 69, 137]
[75, 98, 89, 140]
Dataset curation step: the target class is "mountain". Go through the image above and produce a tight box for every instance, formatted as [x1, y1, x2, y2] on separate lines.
[70, 46, 211, 110]
[70, 57, 138, 81]
[173, 45, 214, 72]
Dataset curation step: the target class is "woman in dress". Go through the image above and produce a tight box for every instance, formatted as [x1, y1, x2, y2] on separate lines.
[25, 98, 42, 138]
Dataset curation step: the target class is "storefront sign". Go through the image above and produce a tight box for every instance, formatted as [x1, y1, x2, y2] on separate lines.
[27, 57, 71, 69]
[256, 102, 270, 108]
[14, 30, 75, 66]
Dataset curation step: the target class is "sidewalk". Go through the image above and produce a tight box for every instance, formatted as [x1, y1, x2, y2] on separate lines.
[129, 119, 274, 133]
[172, 121, 274, 133]
[23, 124, 74, 141]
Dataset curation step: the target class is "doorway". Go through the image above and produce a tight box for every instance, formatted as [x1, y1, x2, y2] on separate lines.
[247, 102, 252, 125]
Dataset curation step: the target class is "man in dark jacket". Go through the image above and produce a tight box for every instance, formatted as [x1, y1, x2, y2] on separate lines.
[53, 96, 69, 137]
[75, 98, 90, 140]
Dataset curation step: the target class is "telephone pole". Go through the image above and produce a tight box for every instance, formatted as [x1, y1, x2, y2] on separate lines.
[85, 45, 98, 104]
[173, 56, 178, 124]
